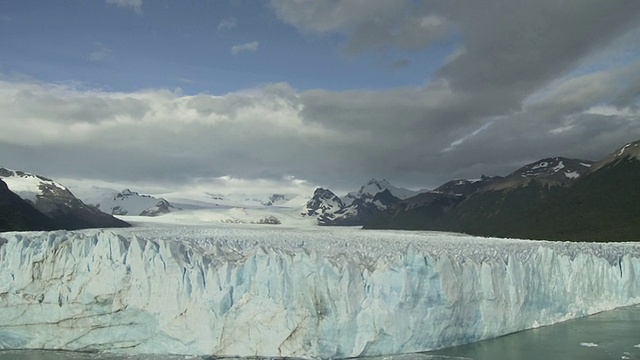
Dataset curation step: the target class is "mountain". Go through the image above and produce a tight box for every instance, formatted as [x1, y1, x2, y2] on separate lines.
[302, 188, 346, 224]
[365, 176, 501, 230]
[0, 168, 130, 230]
[303, 179, 416, 226]
[0, 178, 56, 231]
[343, 179, 421, 205]
[366, 143, 640, 242]
[76, 188, 179, 217]
[589, 139, 640, 172]
[481, 157, 594, 191]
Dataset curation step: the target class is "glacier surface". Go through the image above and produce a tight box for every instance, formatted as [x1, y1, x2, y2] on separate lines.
[1, 226, 639, 358]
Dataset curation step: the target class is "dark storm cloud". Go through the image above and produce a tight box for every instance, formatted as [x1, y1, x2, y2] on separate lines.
[268, 0, 640, 188]
[270, 0, 450, 56]
[438, 1, 640, 104]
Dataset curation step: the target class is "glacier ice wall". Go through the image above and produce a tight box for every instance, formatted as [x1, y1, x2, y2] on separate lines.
[0, 227, 639, 358]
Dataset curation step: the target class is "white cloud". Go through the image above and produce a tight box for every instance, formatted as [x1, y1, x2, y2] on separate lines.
[442, 121, 494, 153]
[231, 41, 259, 55]
[88, 42, 113, 62]
[106, 0, 143, 15]
[585, 105, 636, 118]
[217, 17, 237, 31]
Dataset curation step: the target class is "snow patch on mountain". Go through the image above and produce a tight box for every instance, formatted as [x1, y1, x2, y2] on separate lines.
[564, 171, 580, 179]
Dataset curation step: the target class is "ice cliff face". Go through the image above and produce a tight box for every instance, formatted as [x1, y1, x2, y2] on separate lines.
[1, 227, 639, 358]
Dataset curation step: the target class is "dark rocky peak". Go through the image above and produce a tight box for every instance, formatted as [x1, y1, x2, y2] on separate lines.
[371, 188, 401, 207]
[303, 188, 345, 217]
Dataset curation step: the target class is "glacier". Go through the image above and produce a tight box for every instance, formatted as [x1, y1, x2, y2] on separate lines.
[1, 226, 639, 358]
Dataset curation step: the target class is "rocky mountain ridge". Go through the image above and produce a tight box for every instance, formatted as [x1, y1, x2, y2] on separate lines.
[365, 139, 640, 242]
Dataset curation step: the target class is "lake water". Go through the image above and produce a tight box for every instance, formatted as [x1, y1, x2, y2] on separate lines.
[425, 304, 640, 360]
[1, 305, 639, 360]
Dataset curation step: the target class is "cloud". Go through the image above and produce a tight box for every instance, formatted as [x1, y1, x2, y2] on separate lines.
[1, 1, 640, 191]
[1, 53, 638, 192]
[231, 41, 259, 55]
[87, 42, 113, 62]
[270, 0, 449, 55]
[442, 121, 494, 153]
[217, 17, 237, 31]
[106, 0, 143, 15]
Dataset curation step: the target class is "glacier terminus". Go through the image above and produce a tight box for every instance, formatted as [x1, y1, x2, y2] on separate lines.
[1, 226, 639, 358]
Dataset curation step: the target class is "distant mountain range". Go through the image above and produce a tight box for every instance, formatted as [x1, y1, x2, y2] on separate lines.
[0, 168, 130, 231]
[2, 138, 639, 241]
[364, 140, 640, 242]
[70, 187, 179, 217]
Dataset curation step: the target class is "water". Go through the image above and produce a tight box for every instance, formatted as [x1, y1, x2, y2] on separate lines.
[426, 304, 640, 360]
[1, 305, 639, 360]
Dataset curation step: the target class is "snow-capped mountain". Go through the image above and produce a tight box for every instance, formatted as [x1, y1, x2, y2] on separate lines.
[0, 167, 69, 204]
[0, 167, 129, 230]
[304, 179, 417, 226]
[303, 188, 344, 218]
[77, 188, 179, 217]
[0, 178, 56, 231]
[343, 179, 421, 205]
[483, 157, 594, 191]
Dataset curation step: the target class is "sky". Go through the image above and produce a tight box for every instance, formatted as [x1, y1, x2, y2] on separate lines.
[1, 0, 640, 195]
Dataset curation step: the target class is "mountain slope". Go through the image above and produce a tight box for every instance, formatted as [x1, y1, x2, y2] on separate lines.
[0, 168, 130, 230]
[366, 176, 500, 230]
[506, 151, 640, 241]
[366, 143, 639, 242]
[481, 157, 593, 191]
[0, 179, 56, 232]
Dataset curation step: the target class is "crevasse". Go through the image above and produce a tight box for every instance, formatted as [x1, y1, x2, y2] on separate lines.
[0, 227, 639, 358]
